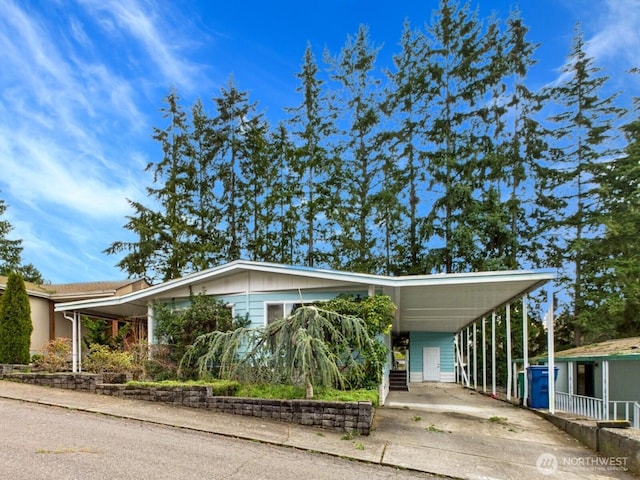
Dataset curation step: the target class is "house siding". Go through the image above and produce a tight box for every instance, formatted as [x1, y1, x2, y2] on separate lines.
[608, 360, 640, 401]
[408, 332, 455, 383]
[156, 290, 368, 330]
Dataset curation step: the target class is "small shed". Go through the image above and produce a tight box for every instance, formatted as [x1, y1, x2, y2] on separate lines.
[551, 337, 640, 427]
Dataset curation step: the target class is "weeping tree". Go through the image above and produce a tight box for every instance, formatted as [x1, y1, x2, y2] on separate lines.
[185, 300, 391, 399]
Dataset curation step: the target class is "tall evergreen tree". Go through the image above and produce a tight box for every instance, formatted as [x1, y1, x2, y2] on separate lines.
[543, 25, 626, 346]
[263, 123, 300, 264]
[0, 272, 32, 364]
[187, 99, 224, 271]
[241, 116, 274, 261]
[286, 45, 334, 267]
[583, 79, 640, 339]
[324, 25, 384, 273]
[383, 21, 433, 274]
[422, 0, 496, 273]
[475, 8, 548, 271]
[501, 9, 549, 269]
[210, 78, 260, 262]
[106, 89, 193, 282]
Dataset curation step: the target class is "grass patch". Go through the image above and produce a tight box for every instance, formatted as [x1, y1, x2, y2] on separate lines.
[488, 416, 508, 425]
[126, 379, 239, 396]
[353, 441, 365, 450]
[341, 431, 359, 441]
[413, 415, 421, 422]
[426, 424, 443, 432]
[237, 384, 378, 405]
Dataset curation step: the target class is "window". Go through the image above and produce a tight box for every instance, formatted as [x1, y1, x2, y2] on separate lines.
[265, 302, 299, 325]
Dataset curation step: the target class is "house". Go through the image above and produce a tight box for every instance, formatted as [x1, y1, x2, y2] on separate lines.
[550, 337, 640, 427]
[53, 260, 553, 404]
[0, 276, 149, 354]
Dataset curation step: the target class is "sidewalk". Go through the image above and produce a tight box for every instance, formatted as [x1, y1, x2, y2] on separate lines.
[1, 380, 636, 480]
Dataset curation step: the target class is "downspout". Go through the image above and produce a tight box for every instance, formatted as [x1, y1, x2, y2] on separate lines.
[63, 311, 78, 373]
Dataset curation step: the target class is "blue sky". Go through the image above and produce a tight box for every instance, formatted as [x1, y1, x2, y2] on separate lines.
[1, 0, 639, 284]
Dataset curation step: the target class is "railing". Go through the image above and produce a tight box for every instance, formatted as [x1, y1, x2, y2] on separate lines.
[610, 400, 640, 429]
[555, 391, 605, 420]
[555, 392, 639, 429]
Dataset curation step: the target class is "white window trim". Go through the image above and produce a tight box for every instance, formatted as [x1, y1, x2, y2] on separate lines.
[264, 301, 299, 326]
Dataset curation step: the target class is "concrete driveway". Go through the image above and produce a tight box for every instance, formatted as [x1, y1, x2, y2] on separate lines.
[377, 382, 636, 479]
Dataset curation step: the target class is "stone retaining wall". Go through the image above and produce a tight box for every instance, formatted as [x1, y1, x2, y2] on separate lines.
[1, 372, 373, 435]
[3, 372, 102, 392]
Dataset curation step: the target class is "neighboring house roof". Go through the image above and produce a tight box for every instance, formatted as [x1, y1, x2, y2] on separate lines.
[0, 275, 56, 299]
[0, 276, 149, 303]
[54, 260, 555, 332]
[552, 337, 640, 362]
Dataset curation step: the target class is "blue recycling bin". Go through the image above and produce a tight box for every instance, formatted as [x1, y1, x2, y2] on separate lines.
[527, 365, 559, 409]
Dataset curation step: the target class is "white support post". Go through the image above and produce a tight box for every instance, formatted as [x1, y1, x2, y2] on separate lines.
[506, 303, 512, 401]
[147, 303, 155, 350]
[71, 311, 78, 373]
[456, 334, 469, 386]
[466, 326, 471, 387]
[482, 317, 487, 393]
[77, 312, 82, 372]
[473, 322, 477, 391]
[454, 333, 459, 383]
[602, 360, 610, 420]
[512, 362, 518, 398]
[491, 311, 496, 396]
[547, 289, 555, 414]
[522, 295, 529, 405]
[568, 361, 574, 396]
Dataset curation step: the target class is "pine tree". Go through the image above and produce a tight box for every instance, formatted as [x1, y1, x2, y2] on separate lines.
[475, 8, 548, 271]
[422, 0, 496, 273]
[241, 116, 274, 261]
[584, 80, 640, 339]
[383, 21, 432, 274]
[187, 99, 225, 271]
[543, 25, 626, 346]
[0, 272, 32, 364]
[263, 123, 300, 264]
[106, 89, 193, 282]
[210, 78, 260, 262]
[324, 25, 384, 273]
[501, 9, 549, 269]
[286, 45, 334, 267]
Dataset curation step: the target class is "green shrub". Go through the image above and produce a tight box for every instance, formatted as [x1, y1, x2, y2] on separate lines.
[31, 352, 44, 363]
[83, 344, 133, 382]
[33, 337, 71, 372]
[0, 272, 32, 364]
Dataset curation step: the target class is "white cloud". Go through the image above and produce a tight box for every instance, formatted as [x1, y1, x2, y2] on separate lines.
[78, 0, 202, 92]
[0, 0, 147, 217]
[549, 0, 640, 88]
[0, 131, 138, 219]
[584, 0, 640, 67]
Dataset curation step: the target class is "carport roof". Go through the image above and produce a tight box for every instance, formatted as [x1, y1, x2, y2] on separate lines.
[54, 260, 554, 330]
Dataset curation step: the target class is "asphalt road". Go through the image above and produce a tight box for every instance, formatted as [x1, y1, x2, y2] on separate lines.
[0, 398, 433, 480]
